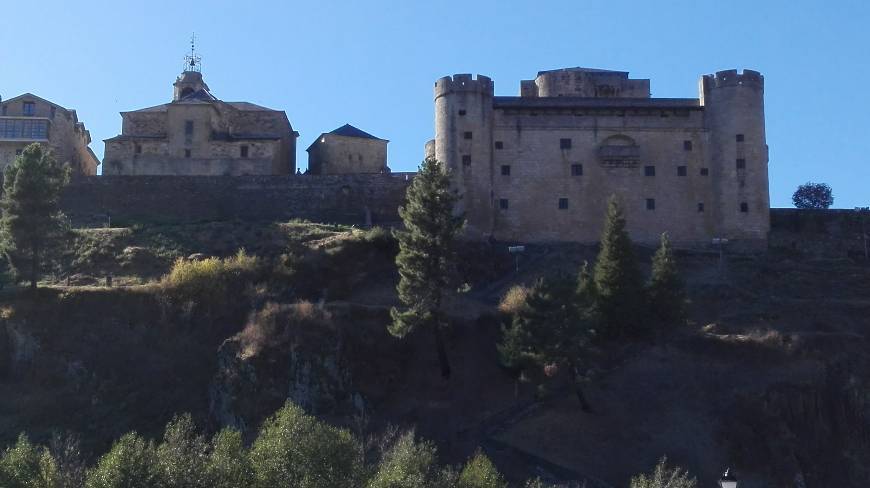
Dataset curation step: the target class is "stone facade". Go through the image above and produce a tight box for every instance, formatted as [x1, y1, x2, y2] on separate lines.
[0, 94, 99, 175]
[103, 71, 298, 176]
[307, 124, 388, 175]
[427, 67, 770, 247]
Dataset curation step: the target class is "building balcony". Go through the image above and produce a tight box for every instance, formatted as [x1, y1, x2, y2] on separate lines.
[0, 116, 51, 142]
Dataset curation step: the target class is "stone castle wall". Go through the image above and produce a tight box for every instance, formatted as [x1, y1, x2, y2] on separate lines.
[61, 174, 413, 226]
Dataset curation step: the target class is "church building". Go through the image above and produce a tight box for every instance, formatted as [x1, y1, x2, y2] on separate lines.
[103, 46, 298, 176]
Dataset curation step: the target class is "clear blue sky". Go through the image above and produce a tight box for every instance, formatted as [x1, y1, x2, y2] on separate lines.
[1, 0, 867, 208]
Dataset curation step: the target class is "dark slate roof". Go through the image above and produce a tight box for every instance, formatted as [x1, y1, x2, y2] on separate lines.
[493, 96, 701, 110]
[329, 124, 383, 140]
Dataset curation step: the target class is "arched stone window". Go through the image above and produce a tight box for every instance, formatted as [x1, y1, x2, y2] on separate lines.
[598, 135, 640, 168]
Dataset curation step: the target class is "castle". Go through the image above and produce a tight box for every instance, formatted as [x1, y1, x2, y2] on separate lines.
[426, 67, 769, 248]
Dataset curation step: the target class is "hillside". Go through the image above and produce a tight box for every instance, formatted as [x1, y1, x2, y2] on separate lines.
[1, 217, 869, 487]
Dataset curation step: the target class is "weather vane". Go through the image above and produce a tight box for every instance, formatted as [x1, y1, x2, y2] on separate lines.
[183, 33, 201, 73]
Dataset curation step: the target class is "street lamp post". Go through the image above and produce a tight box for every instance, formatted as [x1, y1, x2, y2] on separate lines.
[719, 468, 738, 488]
[712, 237, 729, 279]
[508, 245, 525, 272]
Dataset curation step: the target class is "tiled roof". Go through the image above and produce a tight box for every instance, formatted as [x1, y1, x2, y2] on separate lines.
[329, 124, 382, 140]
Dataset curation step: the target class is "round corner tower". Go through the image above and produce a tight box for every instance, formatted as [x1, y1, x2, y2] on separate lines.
[700, 69, 769, 247]
[433, 74, 495, 238]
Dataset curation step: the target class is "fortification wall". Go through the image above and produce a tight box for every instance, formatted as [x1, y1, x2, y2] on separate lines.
[770, 208, 869, 259]
[61, 174, 413, 226]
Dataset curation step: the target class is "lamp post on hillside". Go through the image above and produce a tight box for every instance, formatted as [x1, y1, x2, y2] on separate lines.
[508, 245, 525, 272]
[712, 237, 728, 279]
[719, 468, 738, 488]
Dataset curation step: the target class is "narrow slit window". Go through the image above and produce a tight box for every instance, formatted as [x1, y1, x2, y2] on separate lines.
[135, 144, 142, 155]
[184, 120, 194, 136]
[683, 140, 693, 151]
[184, 149, 191, 158]
[646, 198, 656, 210]
[740, 202, 749, 213]
[644, 165, 656, 176]
[501, 165, 511, 176]
[499, 198, 509, 210]
[240, 145, 249, 158]
[558, 198, 569, 209]
[700, 167, 709, 176]
[462, 155, 471, 166]
[698, 202, 705, 213]
[736, 158, 746, 170]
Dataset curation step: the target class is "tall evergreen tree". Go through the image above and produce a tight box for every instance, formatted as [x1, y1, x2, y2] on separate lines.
[390, 157, 464, 379]
[592, 196, 644, 337]
[647, 233, 686, 328]
[498, 275, 592, 410]
[0, 143, 70, 290]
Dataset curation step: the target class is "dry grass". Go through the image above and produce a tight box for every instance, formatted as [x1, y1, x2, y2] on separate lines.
[498, 285, 529, 315]
[238, 301, 331, 358]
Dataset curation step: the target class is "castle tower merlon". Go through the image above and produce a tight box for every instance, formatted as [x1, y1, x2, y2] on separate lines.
[434, 74, 494, 100]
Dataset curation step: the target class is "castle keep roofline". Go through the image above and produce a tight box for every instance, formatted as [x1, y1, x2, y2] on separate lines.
[492, 96, 701, 110]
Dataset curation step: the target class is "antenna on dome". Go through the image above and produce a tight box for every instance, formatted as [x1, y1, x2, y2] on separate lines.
[183, 33, 201, 73]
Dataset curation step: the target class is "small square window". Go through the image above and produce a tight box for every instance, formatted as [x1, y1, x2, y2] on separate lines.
[462, 155, 471, 166]
[736, 134, 745, 142]
[697, 202, 705, 213]
[740, 202, 749, 213]
[464, 131, 473, 140]
[558, 198, 569, 209]
[499, 198, 509, 210]
[646, 198, 656, 210]
[560, 138, 572, 149]
[736, 158, 746, 170]
[700, 167, 709, 176]
[458, 109, 467, 116]
[677, 166, 687, 176]
[185, 120, 194, 136]
[184, 149, 191, 158]
[644, 165, 656, 176]
[135, 144, 142, 154]
[494, 141, 504, 150]
[571, 164, 583, 176]
[683, 140, 693, 151]
[22, 102, 35, 116]
[501, 165, 511, 176]
[240, 145, 249, 158]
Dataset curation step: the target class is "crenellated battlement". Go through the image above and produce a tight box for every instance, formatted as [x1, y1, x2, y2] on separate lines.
[434, 74, 494, 99]
[703, 69, 764, 90]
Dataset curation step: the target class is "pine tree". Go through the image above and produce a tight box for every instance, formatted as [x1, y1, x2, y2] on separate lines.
[390, 157, 464, 378]
[592, 196, 644, 338]
[647, 233, 686, 328]
[498, 275, 592, 410]
[0, 143, 70, 290]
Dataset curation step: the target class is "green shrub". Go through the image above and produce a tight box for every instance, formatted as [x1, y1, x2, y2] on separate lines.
[249, 401, 364, 488]
[205, 429, 252, 488]
[458, 452, 507, 488]
[0, 434, 59, 488]
[85, 432, 159, 488]
[154, 414, 209, 488]
[367, 431, 445, 488]
[160, 249, 262, 317]
[629, 457, 697, 488]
